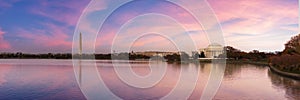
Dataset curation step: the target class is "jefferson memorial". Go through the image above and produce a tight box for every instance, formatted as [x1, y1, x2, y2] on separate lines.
[199, 43, 224, 58]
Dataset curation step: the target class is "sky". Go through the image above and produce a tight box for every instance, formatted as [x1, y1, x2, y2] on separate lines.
[0, 0, 298, 53]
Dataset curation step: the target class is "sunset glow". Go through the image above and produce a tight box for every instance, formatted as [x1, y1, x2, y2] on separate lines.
[0, 0, 298, 53]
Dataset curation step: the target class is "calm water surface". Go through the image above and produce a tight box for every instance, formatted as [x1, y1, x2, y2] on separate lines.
[0, 59, 299, 100]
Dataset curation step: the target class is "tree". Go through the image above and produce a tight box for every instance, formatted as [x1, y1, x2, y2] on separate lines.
[192, 51, 199, 59]
[164, 54, 180, 62]
[225, 46, 243, 60]
[180, 52, 190, 61]
[200, 51, 205, 58]
[250, 50, 259, 53]
[284, 34, 300, 54]
[225, 46, 241, 53]
[268, 33, 300, 74]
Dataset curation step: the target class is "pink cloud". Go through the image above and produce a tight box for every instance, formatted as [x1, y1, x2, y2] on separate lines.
[208, 0, 297, 20]
[17, 0, 109, 53]
[30, 0, 90, 26]
[76, 0, 108, 35]
[84, 0, 107, 13]
[132, 35, 169, 47]
[96, 31, 116, 47]
[75, 0, 297, 52]
[130, 35, 178, 51]
[0, 28, 11, 50]
[17, 23, 72, 50]
[154, 2, 200, 25]
[207, 0, 298, 35]
[206, 0, 298, 51]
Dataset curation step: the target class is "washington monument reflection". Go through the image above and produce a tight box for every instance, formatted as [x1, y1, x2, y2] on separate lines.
[79, 32, 82, 86]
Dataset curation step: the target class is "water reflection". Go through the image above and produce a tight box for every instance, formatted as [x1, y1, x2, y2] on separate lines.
[223, 64, 242, 80]
[268, 70, 300, 100]
[0, 59, 299, 99]
[223, 64, 268, 80]
[78, 60, 82, 86]
[96, 61, 203, 99]
[215, 64, 288, 100]
[0, 59, 85, 100]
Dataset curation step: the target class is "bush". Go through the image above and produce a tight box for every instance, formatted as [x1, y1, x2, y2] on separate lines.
[269, 54, 300, 73]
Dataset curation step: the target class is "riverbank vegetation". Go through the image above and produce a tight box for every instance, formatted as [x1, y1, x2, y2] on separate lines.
[0, 52, 72, 59]
[269, 34, 300, 74]
[0, 48, 274, 63]
[0, 52, 152, 60]
[218, 46, 275, 66]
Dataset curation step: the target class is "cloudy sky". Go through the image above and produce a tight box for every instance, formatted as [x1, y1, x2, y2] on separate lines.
[0, 0, 298, 53]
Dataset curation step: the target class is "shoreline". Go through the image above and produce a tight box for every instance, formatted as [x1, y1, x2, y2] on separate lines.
[269, 65, 300, 80]
[225, 60, 269, 66]
[198, 59, 269, 66]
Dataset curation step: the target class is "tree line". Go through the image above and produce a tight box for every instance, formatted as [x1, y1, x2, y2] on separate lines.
[0, 51, 195, 62]
[0, 46, 276, 61]
[223, 46, 276, 61]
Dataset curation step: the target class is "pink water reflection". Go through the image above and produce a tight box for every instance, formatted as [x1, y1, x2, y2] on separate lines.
[0, 59, 85, 100]
[0, 59, 299, 99]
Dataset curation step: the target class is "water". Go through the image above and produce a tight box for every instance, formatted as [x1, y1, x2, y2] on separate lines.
[0, 59, 299, 100]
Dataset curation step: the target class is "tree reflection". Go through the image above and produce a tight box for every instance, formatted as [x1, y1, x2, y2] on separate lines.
[223, 64, 242, 80]
[268, 70, 300, 99]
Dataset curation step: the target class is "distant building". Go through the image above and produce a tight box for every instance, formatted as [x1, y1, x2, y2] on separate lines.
[133, 51, 178, 57]
[199, 43, 224, 58]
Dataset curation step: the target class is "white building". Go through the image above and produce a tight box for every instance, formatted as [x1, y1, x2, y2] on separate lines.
[199, 43, 224, 58]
